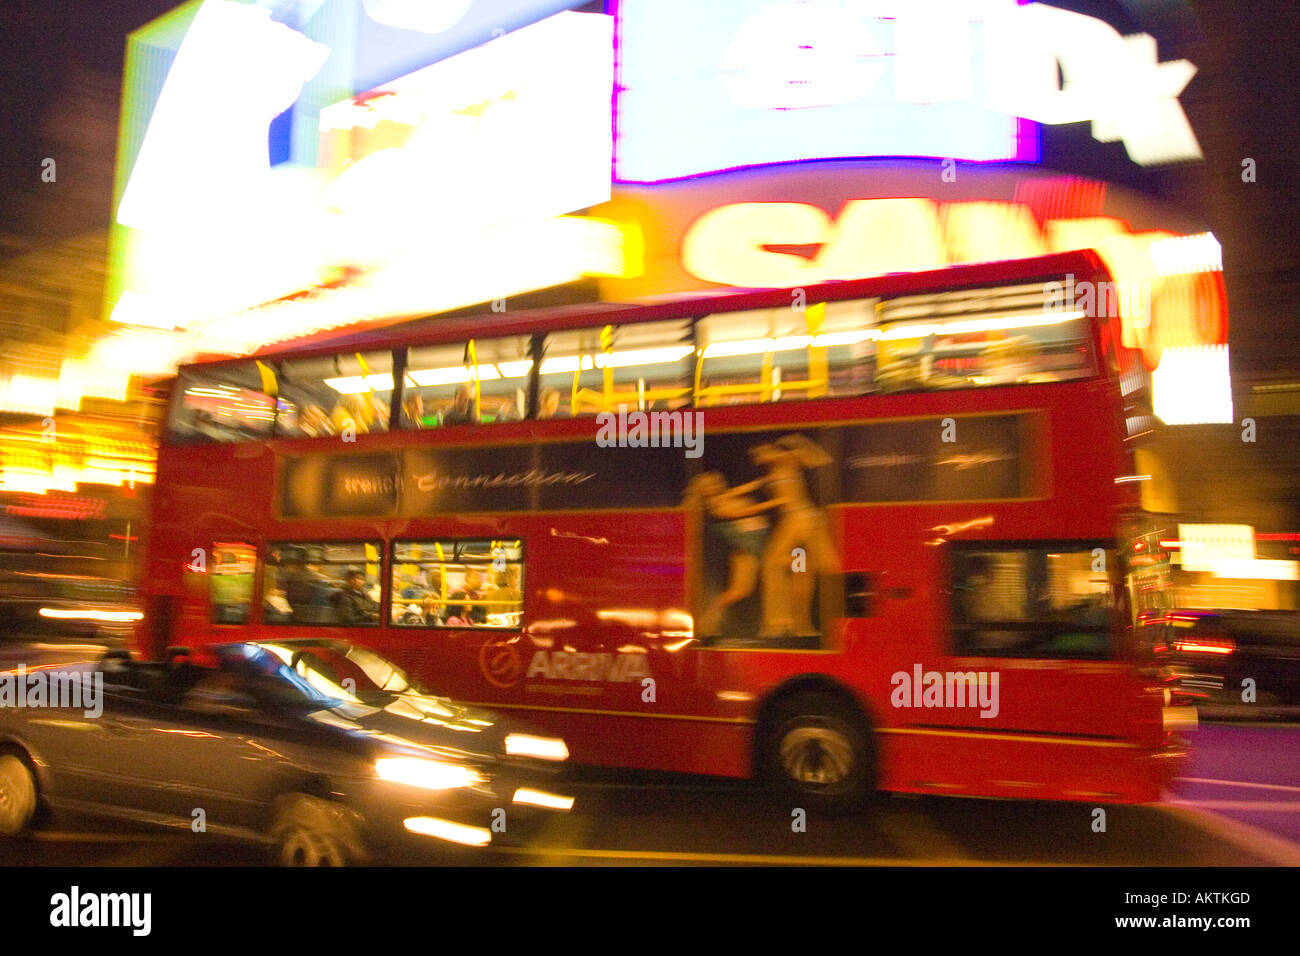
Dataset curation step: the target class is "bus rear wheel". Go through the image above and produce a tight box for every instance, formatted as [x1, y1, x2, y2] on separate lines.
[763, 692, 873, 812]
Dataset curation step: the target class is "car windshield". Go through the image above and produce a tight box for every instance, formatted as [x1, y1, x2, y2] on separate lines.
[245, 641, 425, 707]
[216, 643, 345, 709]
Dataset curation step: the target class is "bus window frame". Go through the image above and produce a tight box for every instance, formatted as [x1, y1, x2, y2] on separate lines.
[388, 538, 525, 632]
[263, 539, 387, 629]
[946, 538, 1121, 661]
[209, 540, 261, 628]
[163, 266, 1110, 445]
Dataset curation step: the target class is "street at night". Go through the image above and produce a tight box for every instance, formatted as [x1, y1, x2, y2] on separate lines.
[3, 721, 1295, 867]
[1, 0, 1298, 940]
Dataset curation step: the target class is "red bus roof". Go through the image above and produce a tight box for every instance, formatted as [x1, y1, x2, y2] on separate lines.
[180, 250, 1107, 374]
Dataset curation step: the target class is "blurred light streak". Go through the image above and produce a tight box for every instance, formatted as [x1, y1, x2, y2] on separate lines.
[512, 788, 574, 810]
[39, 608, 144, 623]
[402, 816, 492, 846]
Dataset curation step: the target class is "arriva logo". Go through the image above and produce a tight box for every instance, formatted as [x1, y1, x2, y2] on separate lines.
[526, 651, 652, 683]
[478, 639, 652, 687]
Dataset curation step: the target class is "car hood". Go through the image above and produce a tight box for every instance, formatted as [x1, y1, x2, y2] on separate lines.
[304, 691, 511, 760]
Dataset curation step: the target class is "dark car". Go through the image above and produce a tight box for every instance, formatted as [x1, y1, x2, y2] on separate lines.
[0, 639, 572, 864]
[1141, 608, 1300, 709]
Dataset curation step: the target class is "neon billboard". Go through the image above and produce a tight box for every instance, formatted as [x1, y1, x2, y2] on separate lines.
[79, 0, 1223, 426]
[614, 0, 1200, 182]
[108, 3, 620, 351]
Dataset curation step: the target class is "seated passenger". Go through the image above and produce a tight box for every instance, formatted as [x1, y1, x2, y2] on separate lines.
[396, 603, 424, 626]
[537, 388, 562, 419]
[279, 553, 326, 622]
[447, 569, 486, 625]
[323, 394, 375, 435]
[332, 569, 379, 625]
[420, 593, 444, 626]
[403, 394, 427, 429]
[263, 587, 293, 624]
[491, 398, 520, 422]
[485, 570, 522, 607]
[484, 570, 523, 627]
[296, 403, 332, 437]
[441, 385, 477, 425]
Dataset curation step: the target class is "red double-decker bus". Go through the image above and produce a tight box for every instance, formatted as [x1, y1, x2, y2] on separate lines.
[139, 250, 1186, 807]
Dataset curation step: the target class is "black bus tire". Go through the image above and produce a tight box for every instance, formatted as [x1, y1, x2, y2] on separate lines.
[762, 691, 875, 813]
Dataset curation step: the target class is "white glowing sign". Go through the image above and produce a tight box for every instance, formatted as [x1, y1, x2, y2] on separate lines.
[107, 6, 619, 377]
[616, 0, 1200, 181]
[319, 9, 613, 234]
[117, 0, 330, 232]
[1178, 524, 1255, 573]
[362, 0, 475, 34]
[677, 196, 1231, 422]
[1152, 345, 1234, 425]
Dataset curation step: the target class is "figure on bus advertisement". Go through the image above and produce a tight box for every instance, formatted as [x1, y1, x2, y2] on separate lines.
[686, 433, 841, 645]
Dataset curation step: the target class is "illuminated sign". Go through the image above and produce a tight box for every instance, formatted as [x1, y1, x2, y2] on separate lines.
[105, 6, 620, 370]
[352, 0, 586, 90]
[615, 0, 1199, 182]
[1177, 524, 1254, 572]
[1152, 345, 1234, 424]
[87, 0, 1216, 430]
[319, 9, 613, 234]
[676, 197, 1225, 371]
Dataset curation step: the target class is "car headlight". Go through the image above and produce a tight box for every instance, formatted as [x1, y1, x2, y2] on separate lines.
[375, 757, 487, 791]
[504, 733, 569, 761]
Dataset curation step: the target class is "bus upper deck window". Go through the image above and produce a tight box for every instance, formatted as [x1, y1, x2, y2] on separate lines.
[875, 281, 1098, 393]
[540, 321, 692, 418]
[167, 366, 276, 443]
[695, 300, 876, 407]
[403, 337, 532, 427]
[276, 352, 393, 439]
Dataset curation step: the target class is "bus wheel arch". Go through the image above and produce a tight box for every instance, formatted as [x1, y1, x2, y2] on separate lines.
[754, 676, 878, 812]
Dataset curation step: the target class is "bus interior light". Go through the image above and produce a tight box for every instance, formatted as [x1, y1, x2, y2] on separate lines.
[592, 346, 694, 368]
[878, 310, 1085, 341]
[324, 373, 396, 394]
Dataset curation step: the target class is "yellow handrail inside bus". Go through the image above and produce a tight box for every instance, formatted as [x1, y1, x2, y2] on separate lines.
[435, 541, 447, 604]
[806, 302, 827, 398]
[693, 303, 833, 406]
[466, 339, 480, 422]
[350, 352, 378, 431]
[601, 325, 614, 399]
[255, 360, 278, 397]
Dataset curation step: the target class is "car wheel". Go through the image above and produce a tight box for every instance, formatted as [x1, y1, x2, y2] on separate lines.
[0, 753, 39, 837]
[269, 795, 363, 867]
[764, 692, 874, 812]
